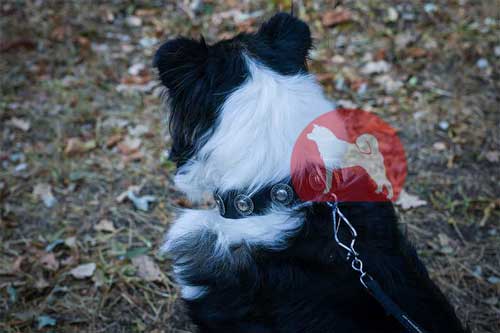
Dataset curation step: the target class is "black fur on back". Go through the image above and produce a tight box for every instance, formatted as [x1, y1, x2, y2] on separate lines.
[169, 202, 467, 333]
[154, 13, 312, 166]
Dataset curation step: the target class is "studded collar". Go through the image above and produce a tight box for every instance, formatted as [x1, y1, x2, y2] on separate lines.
[213, 182, 299, 219]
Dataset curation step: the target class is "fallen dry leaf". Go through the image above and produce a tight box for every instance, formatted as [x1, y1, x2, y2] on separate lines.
[438, 233, 450, 246]
[386, 7, 399, 22]
[37, 315, 56, 329]
[135, 8, 160, 17]
[40, 253, 59, 271]
[406, 47, 428, 58]
[92, 269, 106, 288]
[33, 183, 57, 208]
[132, 255, 162, 282]
[349, 78, 367, 92]
[316, 73, 334, 83]
[116, 184, 143, 203]
[125, 15, 142, 27]
[375, 75, 403, 94]
[120, 73, 151, 85]
[35, 277, 50, 290]
[65, 137, 96, 155]
[115, 81, 157, 94]
[396, 190, 427, 210]
[64, 236, 77, 248]
[374, 49, 387, 61]
[103, 117, 129, 129]
[128, 63, 146, 76]
[127, 191, 156, 211]
[76, 35, 90, 48]
[11, 256, 25, 273]
[128, 124, 149, 137]
[322, 8, 353, 27]
[485, 151, 499, 163]
[438, 233, 454, 254]
[433, 142, 447, 151]
[106, 133, 123, 148]
[123, 150, 144, 163]
[361, 61, 391, 75]
[8, 117, 31, 132]
[237, 17, 257, 33]
[0, 39, 36, 52]
[331, 55, 346, 64]
[94, 219, 116, 233]
[479, 200, 499, 226]
[70, 263, 96, 279]
[116, 190, 129, 203]
[117, 136, 141, 155]
[51, 25, 70, 41]
[61, 255, 78, 267]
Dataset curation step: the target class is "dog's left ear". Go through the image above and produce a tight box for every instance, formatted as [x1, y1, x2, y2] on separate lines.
[153, 36, 209, 94]
[257, 13, 312, 66]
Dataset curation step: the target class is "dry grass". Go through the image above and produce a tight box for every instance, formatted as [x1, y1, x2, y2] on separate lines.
[1, 1, 499, 332]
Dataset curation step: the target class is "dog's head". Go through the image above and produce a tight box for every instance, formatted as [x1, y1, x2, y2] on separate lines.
[154, 13, 312, 167]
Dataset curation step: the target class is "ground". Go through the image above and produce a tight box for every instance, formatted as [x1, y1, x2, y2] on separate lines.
[0, 1, 499, 332]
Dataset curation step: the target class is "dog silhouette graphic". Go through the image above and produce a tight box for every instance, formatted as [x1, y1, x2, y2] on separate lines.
[307, 124, 393, 199]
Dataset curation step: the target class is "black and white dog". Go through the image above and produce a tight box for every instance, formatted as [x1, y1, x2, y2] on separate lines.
[154, 13, 466, 333]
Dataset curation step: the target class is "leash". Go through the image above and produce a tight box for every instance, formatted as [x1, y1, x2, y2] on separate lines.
[213, 185, 428, 332]
[327, 201, 429, 333]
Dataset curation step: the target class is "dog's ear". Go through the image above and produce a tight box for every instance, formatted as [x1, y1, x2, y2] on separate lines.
[257, 12, 312, 63]
[153, 37, 209, 94]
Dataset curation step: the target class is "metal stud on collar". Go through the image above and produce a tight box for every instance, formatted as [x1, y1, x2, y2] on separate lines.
[270, 183, 294, 205]
[234, 194, 254, 216]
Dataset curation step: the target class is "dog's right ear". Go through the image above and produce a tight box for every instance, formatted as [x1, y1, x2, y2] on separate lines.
[153, 37, 209, 94]
[257, 13, 312, 66]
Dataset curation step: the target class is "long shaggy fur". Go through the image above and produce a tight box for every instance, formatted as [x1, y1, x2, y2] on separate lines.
[154, 12, 467, 333]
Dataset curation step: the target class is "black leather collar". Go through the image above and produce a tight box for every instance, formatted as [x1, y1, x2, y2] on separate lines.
[214, 182, 299, 219]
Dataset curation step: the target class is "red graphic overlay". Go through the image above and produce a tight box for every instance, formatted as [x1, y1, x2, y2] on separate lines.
[291, 109, 407, 202]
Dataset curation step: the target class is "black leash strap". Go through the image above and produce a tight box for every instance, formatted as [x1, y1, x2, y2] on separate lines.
[327, 202, 429, 333]
[361, 274, 428, 333]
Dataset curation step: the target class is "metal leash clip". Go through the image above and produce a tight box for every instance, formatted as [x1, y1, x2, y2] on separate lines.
[327, 200, 428, 333]
[327, 201, 369, 288]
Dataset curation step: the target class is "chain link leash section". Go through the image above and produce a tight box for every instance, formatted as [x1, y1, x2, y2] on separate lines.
[327, 201, 428, 333]
[327, 202, 370, 288]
